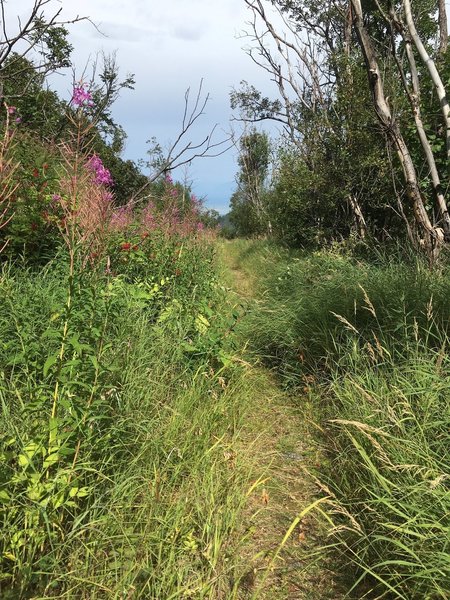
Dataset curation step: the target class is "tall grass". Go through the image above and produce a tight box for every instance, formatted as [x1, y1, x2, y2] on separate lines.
[328, 336, 450, 598]
[0, 95, 258, 598]
[0, 253, 258, 598]
[230, 240, 450, 598]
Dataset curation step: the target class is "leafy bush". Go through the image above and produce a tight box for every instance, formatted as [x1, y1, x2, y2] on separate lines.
[0, 229, 240, 597]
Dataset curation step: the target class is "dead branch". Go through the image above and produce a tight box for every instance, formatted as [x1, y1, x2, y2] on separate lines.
[235, 0, 336, 146]
[130, 80, 232, 203]
[0, 0, 89, 94]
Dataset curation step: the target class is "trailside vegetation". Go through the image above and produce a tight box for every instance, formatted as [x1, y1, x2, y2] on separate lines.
[0, 3, 244, 597]
[228, 238, 450, 598]
[225, 2, 450, 596]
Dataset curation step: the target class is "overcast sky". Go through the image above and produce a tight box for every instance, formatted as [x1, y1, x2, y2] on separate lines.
[12, 0, 281, 214]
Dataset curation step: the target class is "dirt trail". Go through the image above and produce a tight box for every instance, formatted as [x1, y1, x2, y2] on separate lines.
[220, 243, 345, 600]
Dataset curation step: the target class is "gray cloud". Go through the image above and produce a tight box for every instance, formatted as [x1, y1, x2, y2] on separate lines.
[172, 24, 205, 42]
[88, 22, 157, 43]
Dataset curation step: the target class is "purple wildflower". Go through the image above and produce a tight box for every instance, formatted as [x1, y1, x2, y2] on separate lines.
[87, 154, 113, 186]
[110, 204, 133, 231]
[72, 84, 94, 108]
[7, 106, 16, 115]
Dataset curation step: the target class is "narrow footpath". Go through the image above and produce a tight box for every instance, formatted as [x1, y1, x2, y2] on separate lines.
[220, 242, 346, 600]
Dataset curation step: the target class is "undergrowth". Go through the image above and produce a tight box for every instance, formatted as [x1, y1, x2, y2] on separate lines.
[227, 239, 450, 599]
[0, 97, 252, 597]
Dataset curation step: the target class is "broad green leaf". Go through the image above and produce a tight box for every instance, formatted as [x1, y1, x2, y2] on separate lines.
[43, 353, 58, 376]
[43, 452, 59, 469]
[0, 490, 11, 504]
[3, 552, 16, 562]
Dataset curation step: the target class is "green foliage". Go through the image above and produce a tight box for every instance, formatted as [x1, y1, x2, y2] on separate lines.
[30, 20, 73, 70]
[1, 134, 64, 262]
[268, 149, 325, 247]
[229, 128, 271, 237]
[230, 81, 283, 122]
[0, 230, 245, 597]
[230, 1, 450, 251]
[229, 239, 450, 597]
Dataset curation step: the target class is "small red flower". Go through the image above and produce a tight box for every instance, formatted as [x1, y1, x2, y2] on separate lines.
[120, 242, 131, 251]
[132, 244, 139, 251]
[43, 163, 49, 170]
[141, 232, 149, 239]
[32, 168, 39, 178]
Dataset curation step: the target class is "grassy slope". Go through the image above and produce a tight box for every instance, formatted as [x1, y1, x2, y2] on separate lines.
[0, 250, 262, 599]
[225, 239, 450, 600]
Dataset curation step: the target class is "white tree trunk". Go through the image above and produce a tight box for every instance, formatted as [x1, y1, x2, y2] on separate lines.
[351, 0, 437, 256]
[403, 0, 450, 163]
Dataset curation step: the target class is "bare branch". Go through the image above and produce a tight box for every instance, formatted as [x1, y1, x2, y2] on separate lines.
[0, 0, 89, 91]
[234, 0, 338, 148]
[130, 81, 232, 203]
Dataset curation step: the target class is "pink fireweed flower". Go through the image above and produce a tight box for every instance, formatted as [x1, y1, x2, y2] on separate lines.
[72, 84, 94, 108]
[197, 222, 205, 232]
[110, 204, 133, 231]
[7, 106, 16, 115]
[140, 202, 157, 231]
[190, 193, 202, 213]
[87, 154, 113, 186]
[165, 172, 173, 185]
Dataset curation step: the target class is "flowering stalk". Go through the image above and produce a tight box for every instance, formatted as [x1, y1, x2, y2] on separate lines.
[0, 104, 20, 252]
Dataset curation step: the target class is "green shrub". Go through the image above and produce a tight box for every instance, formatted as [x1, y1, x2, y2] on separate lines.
[0, 227, 239, 597]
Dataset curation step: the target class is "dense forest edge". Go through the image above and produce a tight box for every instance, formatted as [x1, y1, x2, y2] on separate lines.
[2, 0, 450, 598]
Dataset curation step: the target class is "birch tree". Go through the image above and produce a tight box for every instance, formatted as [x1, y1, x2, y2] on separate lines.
[233, 0, 450, 258]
